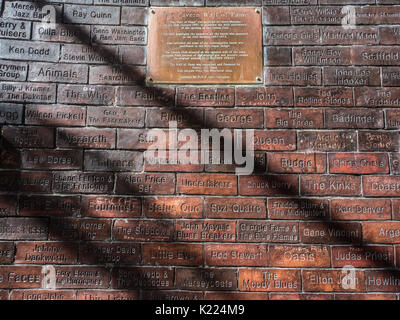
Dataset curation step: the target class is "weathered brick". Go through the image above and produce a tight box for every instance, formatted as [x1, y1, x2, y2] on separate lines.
[355, 87, 400, 107]
[205, 244, 267, 266]
[19, 195, 80, 217]
[268, 245, 330, 267]
[176, 268, 237, 291]
[80, 243, 141, 265]
[264, 26, 320, 45]
[0, 218, 48, 240]
[177, 87, 234, 107]
[54, 266, 109, 289]
[146, 108, 203, 128]
[0, 82, 56, 103]
[205, 292, 269, 300]
[64, 5, 120, 25]
[116, 173, 175, 195]
[359, 131, 399, 152]
[390, 153, 400, 175]
[89, 65, 145, 85]
[269, 293, 333, 300]
[352, 47, 400, 66]
[291, 6, 345, 25]
[111, 267, 174, 290]
[295, 87, 353, 107]
[53, 172, 114, 194]
[265, 67, 321, 86]
[87, 107, 144, 128]
[3, 1, 61, 21]
[366, 270, 400, 292]
[239, 174, 298, 196]
[174, 219, 235, 242]
[264, 47, 292, 66]
[0, 104, 23, 124]
[335, 293, 396, 300]
[265, 108, 323, 129]
[57, 85, 115, 105]
[61, 44, 119, 64]
[32, 23, 90, 43]
[84, 150, 143, 172]
[267, 198, 329, 220]
[0, 60, 27, 81]
[302, 269, 365, 292]
[144, 197, 203, 219]
[2, 126, 54, 148]
[121, 7, 148, 25]
[300, 222, 362, 244]
[332, 245, 393, 267]
[238, 268, 301, 292]
[383, 67, 400, 87]
[142, 243, 203, 266]
[22, 150, 82, 170]
[29, 63, 88, 83]
[0, 196, 17, 217]
[49, 218, 111, 241]
[363, 222, 400, 243]
[0, 40, 59, 62]
[298, 131, 357, 152]
[263, 6, 290, 25]
[15, 242, 78, 264]
[331, 198, 391, 221]
[177, 174, 237, 196]
[328, 153, 389, 174]
[25, 105, 86, 126]
[253, 130, 296, 151]
[144, 150, 203, 172]
[321, 26, 378, 45]
[57, 128, 115, 149]
[301, 175, 361, 196]
[323, 67, 380, 86]
[0, 242, 14, 264]
[0, 266, 43, 289]
[236, 87, 293, 107]
[294, 47, 351, 66]
[267, 153, 326, 173]
[10, 290, 75, 300]
[118, 86, 175, 106]
[205, 108, 263, 128]
[119, 46, 146, 65]
[325, 109, 384, 129]
[82, 196, 141, 218]
[379, 26, 400, 45]
[206, 197, 266, 219]
[237, 220, 299, 243]
[91, 26, 147, 45]
[363, 176, 400, 197]
[0, 18, 31, 40]
[113, 220, 173, 242]
[77, 290, 138, 300]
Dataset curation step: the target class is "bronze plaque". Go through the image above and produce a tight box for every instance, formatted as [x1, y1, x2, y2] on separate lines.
[148, 7, 263, 84]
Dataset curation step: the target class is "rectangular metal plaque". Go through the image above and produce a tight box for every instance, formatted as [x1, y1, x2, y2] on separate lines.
[148, 7, 263, 84]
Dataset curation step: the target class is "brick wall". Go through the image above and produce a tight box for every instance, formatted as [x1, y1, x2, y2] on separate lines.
[0, 0, 400, 300]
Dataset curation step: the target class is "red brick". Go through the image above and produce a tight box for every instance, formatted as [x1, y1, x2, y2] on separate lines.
[206, 197, 266, 219]
[0, 266, 43, 289]
[253, 130, 296, 151]
[267, 153, 326, 174]
[386, 110, 400, 129]
[237, 221, 299, 243]
[2, 126, 54, 148]
[239, 174, 298, 196]
[328, 153, 389, 174]
[144, 150, 203, 172]
[325, 108, 384, 129]
[332, 246, 393, 268]
[300, 222, 362, 244]
[54, 266, 109, 289]
[263, 6, 290, 25]
[331, 199, 391, 220]
[301, 175, 361, 196]
[0, 195, 17, 217]
[116, 173, 175, 195]
[291, 6, 345, 25]
[0, 242, 14, 264]
[205, 244, 267, 266]
[269, 293, 333, 300]
[113, 220, 173, 242]
[205, 292, 269, 300]
[53, 172, 114, 194]
[57, 85, 115, 105]
[145, 108, 203, 128]
[393, 200, 400, 220]
[87, 106, 144, 128]
[352, 47, 400, 66]
[82, 196, 141, 218]
[267, 198, 329, 220]
[112, 267, 174, 290]
[294, 47, 352, 65]
[144, 197, 203, 219]
[355, 87, 400, 107]
[21, 150, 82, 170]
[268, 245, 330, 267]
[265, 67, 321, 86]
[15, 242, 78, 264]
[366, 270, 400, 292]
[57, 128, 115, 149]
[238, 268, 301, 292]
[379, 26, 400, 45]
[265, 108, 323, 129]
[0, 218, 48, 240]
[118, 86, 175, 106]
[264, 47, 292, 66]
[295, 87, 353, 107]
[205, 108, 263, 128]
[19, 195, 80, 217]
[323, 67, 380, 86]
[177, 174, 237, 196]
[77, 290, 138, 300]
[142, 243, 203, 266]
[25, 105, 86, 126]
[363, 222, 400, 243]
[302, 269, 366, 292]
[264, 26, 320, 45]
[176, 268, 237, 291]
[175, 220, 236, 242]
[89, 65, 145, 85]
[356, 6, 400, 24]
[321, 26, 378, 45]
[177, 87, 234, 107]
[10, 290, 75, 300]
[236, 87, 293, 107]
[142, 290, 202, 300]
[359, 131, 399, 152]
[79, 243, 141, 265]
[49, 218, 111, 241]
[363, 176, 400, 197]
[335, 293, 397, 300]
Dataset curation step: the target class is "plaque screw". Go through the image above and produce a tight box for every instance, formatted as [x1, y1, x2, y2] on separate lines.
[151, 9, 156, 14]
[255, 8, 261, 14]
[256, 77, 262, 82]
[148, 77, 153, 82]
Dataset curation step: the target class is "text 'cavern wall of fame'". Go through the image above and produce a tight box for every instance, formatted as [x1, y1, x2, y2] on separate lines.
[148, 7, 263, 84]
